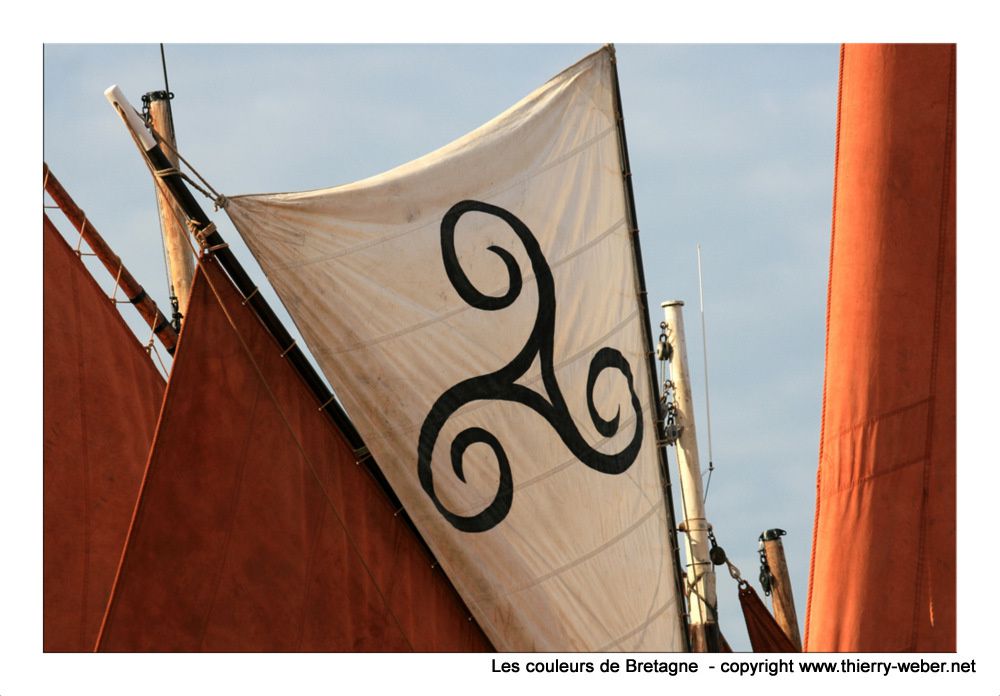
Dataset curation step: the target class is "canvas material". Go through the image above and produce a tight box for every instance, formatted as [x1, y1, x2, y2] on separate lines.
[806, 44, 956, 652]
[43, 217, 165, 651]
[226, 47, 684, 651]
[97, 259, 492, 651]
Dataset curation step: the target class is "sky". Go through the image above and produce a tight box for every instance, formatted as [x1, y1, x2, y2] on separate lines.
[42, 43, 838, 652]
[1, 0, 994, 687]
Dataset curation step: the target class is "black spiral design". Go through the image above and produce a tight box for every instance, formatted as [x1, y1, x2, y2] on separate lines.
[417, 201, 643, 533]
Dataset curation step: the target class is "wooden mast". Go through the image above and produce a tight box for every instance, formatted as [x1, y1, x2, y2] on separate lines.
[662, 300, 721, 652]
[145, 89, 195, 320]
[104, 84, 365, 450]
[761, 528, 802, 650]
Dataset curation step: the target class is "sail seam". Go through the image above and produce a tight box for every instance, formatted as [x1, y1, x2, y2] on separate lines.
[444, 413, 640, 517]
[823, 397, 930, 442]
[318, 217, 627, 356]
[597, 598, 674, 652]
[338, 307, 640, 447]
[488, 499, 663, 600]
[818, 452, 927, 496]
[193, 258, 479, 651]
[597, 524, 669, 651]
[295, 495, 329, 650]
[197, 383, 261, 650]
[253, 124, 617, 270]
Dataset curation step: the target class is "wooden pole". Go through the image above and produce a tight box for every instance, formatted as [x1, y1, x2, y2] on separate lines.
[662, 300, 721, 652]
[146, 91, 195, 319]
[761, 528, 802, 650]
[43, 164, 179, 355]
[105, 84, 363, 449]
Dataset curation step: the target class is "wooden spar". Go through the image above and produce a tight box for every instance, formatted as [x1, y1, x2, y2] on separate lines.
[761, 528, 802, 650]
[146, 91, 196, 317]
[606, 44, 690, 650]
[662, 300, 721, 652]
[43, 164, 179, 355]
[100, 84, 466, 583]
[102, 85, 364, 451]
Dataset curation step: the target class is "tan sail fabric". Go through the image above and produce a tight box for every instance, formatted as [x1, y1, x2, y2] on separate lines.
[97, 259, 491, 651]
[805, 44, 956, 651]
[226, 47, 684, 651]
[43, 216, 165, 651]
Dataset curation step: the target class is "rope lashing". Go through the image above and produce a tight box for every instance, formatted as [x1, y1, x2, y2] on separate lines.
[108, 261, 124, 303]
[153, 164, 220, 205]
[202, 242, 229, 255]
[143, 120, 228, 210]
[74, 215, 90, 256]
[187, 220, 218, 249]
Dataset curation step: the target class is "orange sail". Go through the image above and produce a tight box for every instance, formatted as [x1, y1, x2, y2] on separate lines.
[805, 44, 956, 651]
[97, 258, 491, 651]
[43, 216, 166, 651]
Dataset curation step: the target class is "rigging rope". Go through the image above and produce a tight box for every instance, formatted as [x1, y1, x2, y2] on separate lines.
[696, 244, 716, 503]
[159, 44, 171, 97]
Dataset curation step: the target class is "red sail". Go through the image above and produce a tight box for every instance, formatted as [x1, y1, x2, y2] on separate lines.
[43, 217, 166, 651]
[97, 258, 491, 651]
[805, 44, 956, 651]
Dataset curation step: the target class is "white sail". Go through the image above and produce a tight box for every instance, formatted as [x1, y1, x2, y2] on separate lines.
[225, 47, 685, 651]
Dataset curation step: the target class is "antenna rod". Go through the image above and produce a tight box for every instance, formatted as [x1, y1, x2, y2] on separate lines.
[696, 245, 715, 500]
[159, 43, 170, 95]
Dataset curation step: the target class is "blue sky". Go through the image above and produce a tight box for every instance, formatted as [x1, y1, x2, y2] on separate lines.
[44, 43, 839, 651]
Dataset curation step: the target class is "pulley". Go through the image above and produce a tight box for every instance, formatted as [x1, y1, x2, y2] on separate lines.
[656, 322, 673, 362]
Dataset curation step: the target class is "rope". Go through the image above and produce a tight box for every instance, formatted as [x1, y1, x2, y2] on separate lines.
[74, 216, 89, 256]
[153, 164, 222, 207]
[108, 261, 124, 303]
[144, 328, 170, 380]
[147, 122, 227, 209]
